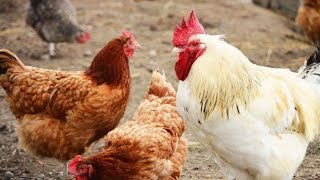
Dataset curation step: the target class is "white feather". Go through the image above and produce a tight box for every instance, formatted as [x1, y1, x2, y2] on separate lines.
[176, 34, 320, 180]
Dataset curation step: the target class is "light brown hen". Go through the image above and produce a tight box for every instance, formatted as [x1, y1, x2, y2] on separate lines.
[68, 71, 188, 180]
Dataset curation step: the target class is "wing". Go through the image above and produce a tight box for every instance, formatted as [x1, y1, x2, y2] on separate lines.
[29, 0, 77, 21]
[250, 68, 320, 141]
[3, 66, 92, 119]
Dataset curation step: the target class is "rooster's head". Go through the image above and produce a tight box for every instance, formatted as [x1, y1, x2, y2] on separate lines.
[172, 11, 207, 81]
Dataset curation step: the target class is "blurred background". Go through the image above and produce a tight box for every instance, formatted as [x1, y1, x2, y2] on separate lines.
[0, 0, 319, 179]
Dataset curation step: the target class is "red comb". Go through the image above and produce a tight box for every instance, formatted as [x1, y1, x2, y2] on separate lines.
[172, 10, 205, 47]
[68, 155, 82, 174]
[121, 30, 137, 41]
[122, 30, 132, 37]
[121, 30, 134, 39]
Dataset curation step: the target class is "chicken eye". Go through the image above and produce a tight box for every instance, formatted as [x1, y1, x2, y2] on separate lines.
[128, 40, 133, 46]
[190, 41, 198, 47]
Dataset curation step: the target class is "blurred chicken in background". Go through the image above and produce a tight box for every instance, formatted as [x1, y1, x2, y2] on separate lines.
[26, 0, 90, 58]
[296, 0, 320, 45]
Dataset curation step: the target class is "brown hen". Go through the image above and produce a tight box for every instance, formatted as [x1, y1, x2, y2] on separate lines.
[296, 0, 320, 45]
[68, 71, 188, 180]
[0, 31, 139, 161]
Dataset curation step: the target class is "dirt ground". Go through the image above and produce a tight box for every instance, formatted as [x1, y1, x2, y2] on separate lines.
[0, 0, 319, 179]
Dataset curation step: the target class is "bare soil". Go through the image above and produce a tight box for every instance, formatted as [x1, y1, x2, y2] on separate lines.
[0, 0, 319, 179]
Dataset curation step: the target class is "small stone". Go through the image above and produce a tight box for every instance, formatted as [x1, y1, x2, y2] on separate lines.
[40, 54, 50, 60]
[0, 124, 7, 131]
[4, 171, 14, 180]
[193, 167, 200, 170]
[83, 50, 92, 57]
[26, 32, 34, 37]
[24, 169, 30, 174]
[167, 13, 174, 18]
[39, 173, 46, 178]
[96, 11, 103, 17]
[161, 40, 171, 45]
[0, 88, 6, 97]
[149, 24, 158, 31]
[205, 174, 212, 178]
[149, 50, 157, 57]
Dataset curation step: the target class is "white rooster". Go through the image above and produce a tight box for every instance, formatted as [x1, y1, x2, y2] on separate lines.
[173, 11, 320, 180]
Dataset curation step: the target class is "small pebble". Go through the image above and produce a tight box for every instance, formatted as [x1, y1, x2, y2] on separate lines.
[26, 32, 34, 37]
[40, 54, 50, 60]
[4, 171, 14, 180]
[167, 13, 174, 18]
[83, 50, 92, 57]
[161, 40, 171, 45]
[96, 11, 103, 17]
[149, 50, 157, 57]
[149, 24, 158, 31]
[0, 124, 7, 131]
[39, 173, 46, 178]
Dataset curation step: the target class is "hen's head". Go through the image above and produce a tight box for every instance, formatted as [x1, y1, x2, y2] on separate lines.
[172, 11, 207, 81]
[68, 155, 94, 180]
[75, 31, 91, 44]
[120, 30, 140, 58]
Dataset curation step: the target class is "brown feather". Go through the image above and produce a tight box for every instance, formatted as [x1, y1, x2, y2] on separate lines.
[296, 0, 320, 45]
[85, 38, 130, 86]
[70, 71, 187, 179]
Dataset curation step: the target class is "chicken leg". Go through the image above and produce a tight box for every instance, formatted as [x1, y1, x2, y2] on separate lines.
[48, 43, 56, 57]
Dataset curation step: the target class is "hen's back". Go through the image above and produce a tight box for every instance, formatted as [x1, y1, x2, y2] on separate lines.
[296, 2, 320, 45]
[92, 71, 187, 179]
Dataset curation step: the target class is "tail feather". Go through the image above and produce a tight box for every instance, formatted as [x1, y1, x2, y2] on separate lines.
[0, 49, 25, 75]
[147, 70, 176, 98]
[298, 47, 320, 82]
[306, 46, 320, 66]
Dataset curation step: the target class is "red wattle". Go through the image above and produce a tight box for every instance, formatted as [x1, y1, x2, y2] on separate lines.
[175, 48, 205, 81]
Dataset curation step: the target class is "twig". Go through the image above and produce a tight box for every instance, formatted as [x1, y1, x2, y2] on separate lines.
[131, 72, 140, 78]
[265, 48, 273, 63]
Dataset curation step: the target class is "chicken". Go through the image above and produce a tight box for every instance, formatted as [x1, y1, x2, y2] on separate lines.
[172, 11, 320, 180]
[68, 71, 188, 180]
[0, 30, 139, 161]
[26, 0, 90, 57]
[296, 0, 320, 45]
